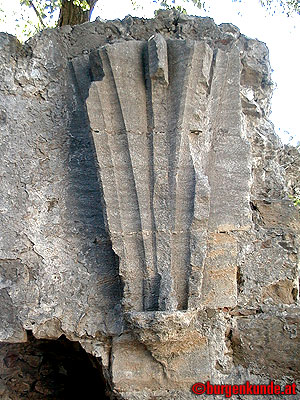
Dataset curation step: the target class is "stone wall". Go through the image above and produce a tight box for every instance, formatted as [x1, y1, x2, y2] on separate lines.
[0, 11, 299, 399]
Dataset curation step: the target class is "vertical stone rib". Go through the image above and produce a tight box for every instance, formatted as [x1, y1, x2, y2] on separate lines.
[208, 46, 252, 231]
[87, 84, 131, 305]
[104, 42, 160, 311]
[148, 39, 213, 310]
[86, 83, 124, 246]
[200, 45, 252, 308]
[167, 40, 195, 310]
[87, 47, 145, 311]
[148, 35, 175, 311]
[87, 38, 246, 313]
[181, 41, 214, 310]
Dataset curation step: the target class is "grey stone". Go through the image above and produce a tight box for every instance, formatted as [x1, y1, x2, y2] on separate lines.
[0, 11, 299, 400]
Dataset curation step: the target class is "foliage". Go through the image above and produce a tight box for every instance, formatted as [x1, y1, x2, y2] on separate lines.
[155, 0, 206, 8]
[151, 0, 206, 13]
[232, 0, 299, 15]
[289, 195, 300, 211]
[156, 0, 300, 15]
[259, 0, 300, 15]
[16, 0, 92, 37]
[2, 0, 300, 39]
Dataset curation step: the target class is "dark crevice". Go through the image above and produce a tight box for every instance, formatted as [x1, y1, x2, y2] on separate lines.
[207, 48, 217, 96]
[142, 41, 160, 311]
[0, 332, 117, 399]
[250, 201, 259, 211]
[237, 265, 244, 294]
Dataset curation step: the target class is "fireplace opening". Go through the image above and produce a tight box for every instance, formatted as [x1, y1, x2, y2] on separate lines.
[0, 331, 112, 399]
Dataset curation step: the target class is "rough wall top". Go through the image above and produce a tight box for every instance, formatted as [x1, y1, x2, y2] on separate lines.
[0, 10, 266, 55]
[34, 10, 269, 64]
[0, 10, 272, 111]
[64, 11, 240, 54]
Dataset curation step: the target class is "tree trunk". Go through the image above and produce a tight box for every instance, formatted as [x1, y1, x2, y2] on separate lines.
[58, 0, 98, 27]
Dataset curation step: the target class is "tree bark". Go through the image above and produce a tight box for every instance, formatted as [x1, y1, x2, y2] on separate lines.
[58, 0, 98, 27]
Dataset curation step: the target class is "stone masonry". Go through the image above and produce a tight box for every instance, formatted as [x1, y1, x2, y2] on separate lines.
[0, 10, 299, 399]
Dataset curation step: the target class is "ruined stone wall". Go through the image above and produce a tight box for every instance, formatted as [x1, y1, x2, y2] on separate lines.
[0, 11, 299, 399]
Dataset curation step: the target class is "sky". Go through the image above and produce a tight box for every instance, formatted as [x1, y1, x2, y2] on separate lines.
[0, 0, 299, 145]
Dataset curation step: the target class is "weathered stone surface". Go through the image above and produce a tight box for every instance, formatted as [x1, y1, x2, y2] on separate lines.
[86, 35, 251, 313]
[232, 307, 300, 380]
[0, 10, 299, 399]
